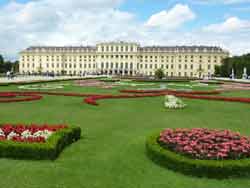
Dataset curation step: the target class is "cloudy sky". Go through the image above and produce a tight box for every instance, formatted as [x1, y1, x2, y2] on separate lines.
[0, 0, 250, 60]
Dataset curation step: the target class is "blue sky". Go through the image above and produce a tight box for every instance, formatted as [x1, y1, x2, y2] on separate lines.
[0, 0, 250, 60]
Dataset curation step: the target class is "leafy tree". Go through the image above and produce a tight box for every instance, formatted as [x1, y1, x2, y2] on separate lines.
[219, 53, 250, 78]
[155, 69, 165, 79]
[0, 54, 19, 73]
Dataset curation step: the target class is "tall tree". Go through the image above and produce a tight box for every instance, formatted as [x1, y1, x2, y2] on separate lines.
[217, 53, 250, 78]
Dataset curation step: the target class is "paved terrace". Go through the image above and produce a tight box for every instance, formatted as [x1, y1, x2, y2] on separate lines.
[0, 75, 106, 84]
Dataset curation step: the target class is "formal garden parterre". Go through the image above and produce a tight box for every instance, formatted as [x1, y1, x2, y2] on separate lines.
[1, 78, 250, 187]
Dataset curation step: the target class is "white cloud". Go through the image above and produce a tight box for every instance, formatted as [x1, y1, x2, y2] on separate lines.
[0, 1, 250, 60]
[203, 17, 250, 33]
[145, 4, 196, 29]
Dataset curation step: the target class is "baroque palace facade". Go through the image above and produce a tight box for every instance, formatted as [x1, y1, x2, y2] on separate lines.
[19, 41, 229, 78]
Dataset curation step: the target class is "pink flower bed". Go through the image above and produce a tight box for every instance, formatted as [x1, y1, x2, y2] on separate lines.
[0, 124, 67, 143]
[159, 128, 250, 160]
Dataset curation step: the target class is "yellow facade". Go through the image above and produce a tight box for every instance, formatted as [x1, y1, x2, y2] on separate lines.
[19, 41, 229, 77]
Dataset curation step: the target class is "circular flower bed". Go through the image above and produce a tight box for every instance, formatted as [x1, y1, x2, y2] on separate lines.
[159, 128, 250, 160]
[146, 129, 250, 178]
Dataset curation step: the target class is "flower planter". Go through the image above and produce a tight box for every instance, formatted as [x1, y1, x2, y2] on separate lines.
[0, 124, 81, 160]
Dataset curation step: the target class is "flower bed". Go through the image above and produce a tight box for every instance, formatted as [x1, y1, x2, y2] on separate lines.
[74, 80, 116, 89]
[0, 124, 81, 160]
[0, 92, 17, 98]
[0, 92, 42, 103]
[146, 131, 250, 178]
[159, 128, 250, 160]
[164, 95, 186, 109]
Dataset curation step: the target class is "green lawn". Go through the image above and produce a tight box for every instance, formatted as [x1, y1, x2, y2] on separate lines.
[0, 81, 250, 188]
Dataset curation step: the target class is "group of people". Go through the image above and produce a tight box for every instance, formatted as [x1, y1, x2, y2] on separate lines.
[6, 71, 15, 79]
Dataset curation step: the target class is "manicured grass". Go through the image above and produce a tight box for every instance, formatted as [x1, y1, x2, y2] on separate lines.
[0, 81, 250, 187]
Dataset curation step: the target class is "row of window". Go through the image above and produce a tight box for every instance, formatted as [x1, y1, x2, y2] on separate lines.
[21, 70, 208, 78]
[100, 46, 136, 52]
[22, 55, 221, 62]
[22, 62, 213, 70]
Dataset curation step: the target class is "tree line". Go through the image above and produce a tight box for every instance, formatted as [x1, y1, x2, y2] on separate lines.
[215, 53, 250, 78]
[0, 54, 19, 74]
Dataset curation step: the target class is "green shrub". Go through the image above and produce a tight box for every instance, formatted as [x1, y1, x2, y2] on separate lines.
[0, 126, 81, 160]
[155, 69, 165, 79]
[146, 133, 250, 178]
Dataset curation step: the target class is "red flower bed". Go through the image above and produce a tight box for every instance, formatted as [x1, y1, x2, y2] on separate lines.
[0, 124, 67, 143]
[83, 93, 165, 106]
[1, 89, 250, 106]
[175, 93, 250, 103]
[0, 92, 17, 98]
[159, 128, 250, 160]
[0, 92, 42, 103]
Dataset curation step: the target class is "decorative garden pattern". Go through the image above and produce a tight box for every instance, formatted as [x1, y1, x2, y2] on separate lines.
[146, 130, 250, 178]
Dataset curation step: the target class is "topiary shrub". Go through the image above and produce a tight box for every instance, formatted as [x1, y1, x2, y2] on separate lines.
[146, 132, 250, 178]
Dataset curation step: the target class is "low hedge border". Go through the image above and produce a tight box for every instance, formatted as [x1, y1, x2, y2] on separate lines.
[146, 133, 250, 178]
[0, 125, 81, 160]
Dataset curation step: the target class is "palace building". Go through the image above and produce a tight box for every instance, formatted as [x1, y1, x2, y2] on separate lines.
[19, 41, 229, 78]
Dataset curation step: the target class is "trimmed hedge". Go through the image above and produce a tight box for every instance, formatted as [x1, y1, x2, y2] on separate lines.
[146, 133, 250, 178]
[0, 125, 81, 160]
